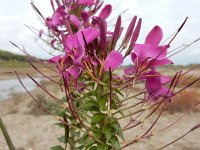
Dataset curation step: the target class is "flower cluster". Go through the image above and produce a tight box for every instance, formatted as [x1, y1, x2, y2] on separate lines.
[43, 0, 174, 102]
[19, 0, 199, 149]
[45, 0, 125, 87]
[124, 26, 174, 101]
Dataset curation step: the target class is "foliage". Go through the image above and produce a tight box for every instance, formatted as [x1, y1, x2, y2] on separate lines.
[13, 0, 200, 150]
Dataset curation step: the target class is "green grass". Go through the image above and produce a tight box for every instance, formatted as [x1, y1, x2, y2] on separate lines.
[0, 49, 30, 68]
[0, 60, 30, 68]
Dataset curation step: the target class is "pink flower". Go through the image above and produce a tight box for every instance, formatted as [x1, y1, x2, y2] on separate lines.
[104, 51, 123, 71]
[144, 70, 173, 100]
[145, 70, 162, 94]
[64, 27, 100, 52]
[133, 26, 173, 68]
[51, 6, 66, 26]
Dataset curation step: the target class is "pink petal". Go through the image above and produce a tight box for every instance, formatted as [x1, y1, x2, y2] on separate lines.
[145, 71, 161, 93]
[145, 25, 163, 46]
[147, 45, 169, 60]
[65, 35, 74, 52]
[81, 11, 89, 23]
[52, 6, 66, 26]
[99, 4, 112, 19]
[134, 44, 169, 61]
[124, 66, 135, 75]
[131, 53, 137, 63]
[113, 75, 121, 81]
[78, 0, 95, 5]
[48, 55, 62, 63]
[74, 46, 85, 65]
[82, 28, 100, 44]
[68, 67, 80, 79]
[104, 51, 123, 71]
[161, 75, 171, 84]
[152, 58, 173, 67]
[155, 86, 173, 98]
[70, 14, 81, 29]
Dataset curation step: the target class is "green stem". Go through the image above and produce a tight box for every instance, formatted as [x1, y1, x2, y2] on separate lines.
[70, 128, 75, 150]
[63, 116, 69, 150]
[0, 117, 15, 150]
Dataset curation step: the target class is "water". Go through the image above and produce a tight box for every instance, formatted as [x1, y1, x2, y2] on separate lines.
[0, 78, 41, 100]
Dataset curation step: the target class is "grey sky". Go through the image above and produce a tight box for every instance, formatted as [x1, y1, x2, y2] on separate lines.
[0, 0, 200, 65]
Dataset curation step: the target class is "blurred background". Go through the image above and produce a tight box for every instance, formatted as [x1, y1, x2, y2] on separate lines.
[0, 0, 200, 64]
[0, 0, 200, 149]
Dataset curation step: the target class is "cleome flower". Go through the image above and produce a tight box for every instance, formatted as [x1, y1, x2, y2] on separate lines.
[143, 70, 173, 100]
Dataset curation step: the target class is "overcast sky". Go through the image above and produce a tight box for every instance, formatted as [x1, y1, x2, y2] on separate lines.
[0, 0, 200, 65]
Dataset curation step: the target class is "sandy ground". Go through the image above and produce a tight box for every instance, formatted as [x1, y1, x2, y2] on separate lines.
[0, 67, 200, 150]
[1, 89, 200, 150]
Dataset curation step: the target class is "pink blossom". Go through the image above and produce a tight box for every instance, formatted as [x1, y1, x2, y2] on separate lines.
[132, 26, 173, 68]
[104, 51, 123, 71]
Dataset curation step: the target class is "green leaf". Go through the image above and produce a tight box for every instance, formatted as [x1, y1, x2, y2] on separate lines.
[102, 126, 113, 143]
[93, 129, 102, 139]
[79, 100, 99, 111]
[75, 131, 81, 137]
[96, 144, 109, 150]
[110, 136, 120, 149]
[75, 145, 84, 150]
[113, 88, 124, 97]
[55, 109, 66, 117]
[83, 136, 96, 147]
[77, 133, 88, 145]
[61, 97, 67, 102]
[50, 145, 64, 150]
[89, 146, 97, 150]
[91, 114, 104, 124]
[57, 136, 65, 143]
[54, 123, 64, 128]
[99, 98, 107, 111]
[111, 119, 124, 140]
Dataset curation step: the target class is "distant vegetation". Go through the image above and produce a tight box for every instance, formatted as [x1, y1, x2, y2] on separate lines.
[0, 50, 47, 68]
[0, 49, 30, 68]
[0, 50, 27, 62]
